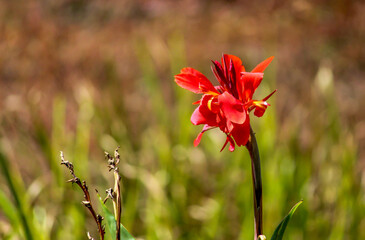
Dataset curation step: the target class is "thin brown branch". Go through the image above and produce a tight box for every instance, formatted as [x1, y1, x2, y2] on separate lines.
[60, 152, 105, 240]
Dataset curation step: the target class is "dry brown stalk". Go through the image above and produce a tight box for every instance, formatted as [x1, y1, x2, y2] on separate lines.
[60, 151, 105, 240]
[105, 147, 122, 240]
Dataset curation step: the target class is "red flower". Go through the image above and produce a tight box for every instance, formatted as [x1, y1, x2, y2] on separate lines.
[175, 54, 276, 152]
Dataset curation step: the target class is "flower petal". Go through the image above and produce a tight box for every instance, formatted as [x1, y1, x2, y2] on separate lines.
[262, 89, 277, 101]
[212, 61, 228, 89]
[222, 54, 245, 78]
[230, 118, 250, 147]
[228, 137, 235, 152]
[191, 104, 218, 126]
[218, 92, 246, 124]
[252, 101, 270, 117]
[240, 72, 264, 101]
[220, 135, 236, 152]
[194, 125, 213, 147]
[221, 55, 246, 98]
[251, 56, 274, 73]
[201, 95, 219, 113]
[224, 54, 245, 72]
[251, 89, 276, 117]
[175, 68, 218, 94]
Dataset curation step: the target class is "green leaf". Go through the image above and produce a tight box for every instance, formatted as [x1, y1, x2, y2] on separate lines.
[270, 200, 302, 240]
[98, 195, 135, 240]
[120, 225, 135, 240]
[98, 194, 116, 238]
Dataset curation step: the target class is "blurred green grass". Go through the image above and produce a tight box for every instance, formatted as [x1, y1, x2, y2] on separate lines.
[0, 1, 364, 240]
[1, 35, 364, 240]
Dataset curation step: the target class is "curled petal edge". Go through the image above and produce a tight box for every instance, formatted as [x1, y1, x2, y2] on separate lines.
[194, 125, 215, 147]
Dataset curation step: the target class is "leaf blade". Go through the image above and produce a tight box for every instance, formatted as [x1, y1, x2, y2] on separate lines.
[98, 195, 135, 240]
[270, 200, 303, 240]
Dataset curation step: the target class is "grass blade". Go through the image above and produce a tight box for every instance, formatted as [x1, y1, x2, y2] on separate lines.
[270, 200, 302, 240]
[0, 188, 19, 230]
[0, 150, 34, 240]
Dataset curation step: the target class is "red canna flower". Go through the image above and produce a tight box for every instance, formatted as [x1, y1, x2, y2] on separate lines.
[175, 54, 276, 152]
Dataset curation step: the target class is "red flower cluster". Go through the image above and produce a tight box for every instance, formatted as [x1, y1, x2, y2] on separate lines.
[175, 54, 276, 152]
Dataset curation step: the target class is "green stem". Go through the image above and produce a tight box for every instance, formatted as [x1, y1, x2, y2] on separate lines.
[245, 126, 263, 240]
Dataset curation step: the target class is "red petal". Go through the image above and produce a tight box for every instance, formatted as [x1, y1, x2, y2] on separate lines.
[218, 92, 246, 124]
[201, 95, 219, 113]
[252, 89, 276, 117]
[194, 125, 213, 147]
[220, 137, 230, 151]
[225, 54, 246, 99]
[240, 72, 264, 101]
[251, 56, 274, 73]
[175, 68, 218, 94]
[253, 101, 269, 117]
[220, 135, 236, 152]
[224, 54, 245, 72]
[230, 118, 250, 146]
[262, 89, 277, 101]
[191, 104, 218, 126]
[228, 136, 236, 152]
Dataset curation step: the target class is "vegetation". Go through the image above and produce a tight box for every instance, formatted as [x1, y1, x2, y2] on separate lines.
[0, 1, 364, 239]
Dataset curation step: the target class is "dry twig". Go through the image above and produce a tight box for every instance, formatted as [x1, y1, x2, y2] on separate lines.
[60, 151, 105, 240]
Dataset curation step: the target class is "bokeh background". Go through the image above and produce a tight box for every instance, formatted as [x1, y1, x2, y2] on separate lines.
[0, 0, 364, 239]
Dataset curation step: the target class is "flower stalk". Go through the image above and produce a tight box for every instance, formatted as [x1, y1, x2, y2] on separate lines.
[174, 54, 274, 239]
[245, 126, 263, 240]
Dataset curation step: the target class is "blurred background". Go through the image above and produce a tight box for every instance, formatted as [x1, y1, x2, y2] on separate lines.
[0, 0, 364, 239]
